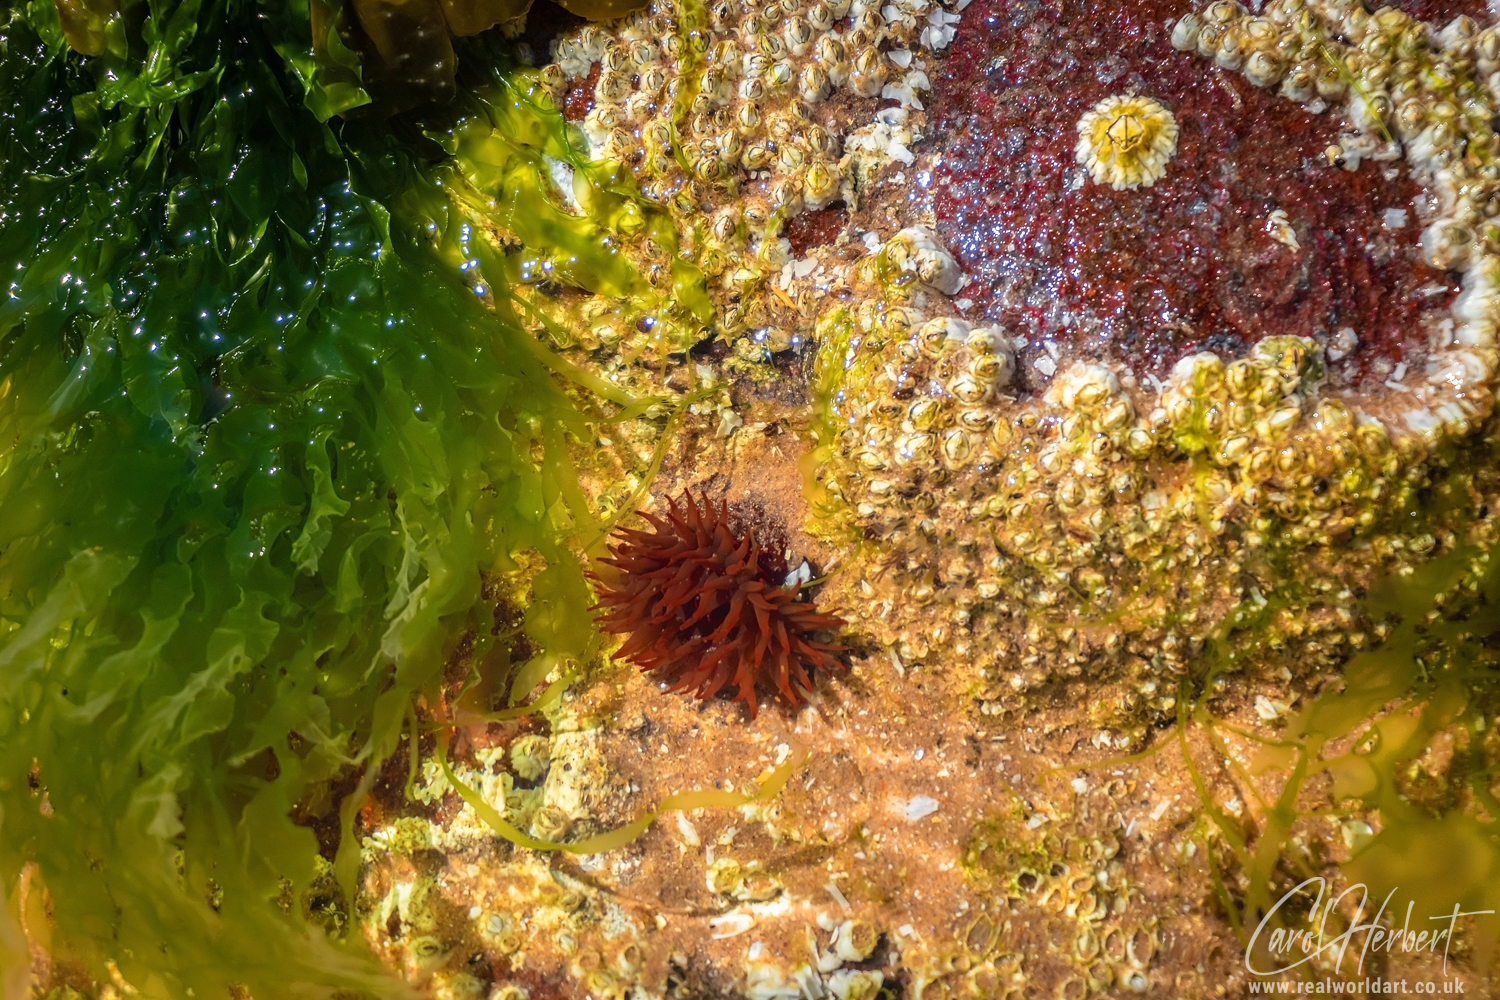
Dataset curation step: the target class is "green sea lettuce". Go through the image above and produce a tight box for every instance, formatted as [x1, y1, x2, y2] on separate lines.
[0, 0, 634, 995]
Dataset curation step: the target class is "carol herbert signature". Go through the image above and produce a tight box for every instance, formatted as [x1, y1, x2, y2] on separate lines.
[1246, 877, 1495, 978]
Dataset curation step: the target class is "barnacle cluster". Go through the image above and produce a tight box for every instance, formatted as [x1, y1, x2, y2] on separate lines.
[360, 711, 649, 995]
[398, 723, 619, 848]
[364, 847, 650, 1000]
[529, 0, 959, 359]
[943, 807, 1158, 999]
[591, 492, 845, 718]
[811, 223, 1468, 708]
[1074, 95, 1180, 191]
[743, 914, 885, 999]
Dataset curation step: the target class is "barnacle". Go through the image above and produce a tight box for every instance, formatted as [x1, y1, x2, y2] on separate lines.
[1074, 95, 1179, 190]
[510, 734, 552, 781]
[591, 493, 845, 717]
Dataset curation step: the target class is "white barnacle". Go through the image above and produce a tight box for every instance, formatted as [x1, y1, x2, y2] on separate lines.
[1044, 361, 1119, 410]
[886, 226, 966, 294]
[1074, 95, 1179, 191]
[1421, 217, 1476, 271]
[1171, 12, 1203, 51]
[1265, 208, 1300, 250]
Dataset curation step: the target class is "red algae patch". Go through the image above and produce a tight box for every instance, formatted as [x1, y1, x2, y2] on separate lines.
[561, 61, 599, 121]
[1392, 0, 1491, 23]
[784, 203, 849, 256]
[922, 0, 1456, 385]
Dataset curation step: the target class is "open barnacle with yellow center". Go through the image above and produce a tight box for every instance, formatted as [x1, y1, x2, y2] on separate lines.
[1074, 95, 1180, 190]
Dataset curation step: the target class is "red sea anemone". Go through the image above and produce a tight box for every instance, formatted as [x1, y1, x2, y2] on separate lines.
[590, 492, 845, 718]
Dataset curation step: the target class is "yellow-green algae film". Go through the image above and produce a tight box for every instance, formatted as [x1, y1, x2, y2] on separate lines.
[0, 0, 666, 994]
